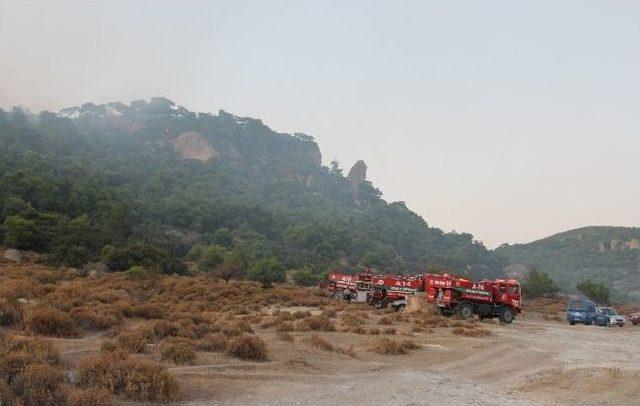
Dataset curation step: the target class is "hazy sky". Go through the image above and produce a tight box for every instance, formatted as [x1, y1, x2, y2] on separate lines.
[1, 1, 638, 248]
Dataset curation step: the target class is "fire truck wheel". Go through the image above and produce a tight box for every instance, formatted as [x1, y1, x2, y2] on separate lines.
[373, 299, 383, 309]
[333, 290, 344, 300]
[500, 308, 514, 324]
[395, 304, 406, 313]
[458, 302, 473, 320]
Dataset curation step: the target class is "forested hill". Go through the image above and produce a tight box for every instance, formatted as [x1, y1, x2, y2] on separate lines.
[0, 97, 504, 279]
[496, 226, 640, 301]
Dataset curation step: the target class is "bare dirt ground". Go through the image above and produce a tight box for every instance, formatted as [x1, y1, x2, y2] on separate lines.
[161, 310, 639, 406]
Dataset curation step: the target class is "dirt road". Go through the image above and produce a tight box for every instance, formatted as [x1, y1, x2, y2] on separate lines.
[172, 318, 639, 406]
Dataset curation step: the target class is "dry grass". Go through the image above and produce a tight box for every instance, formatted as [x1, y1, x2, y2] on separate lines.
[378, 316, 393, 325]
[292, 310, 312, 319]
[160, 339, 197, 365]
[69, 305, 123, 331]
[63, 387, 113, 406]
[116, 328, 152, 353]
[25, 306, 78, 337]
[277, 331, 294, 342]
[0, 297, 23, 327]
[284, 357, 312, 370]
[275, 321, 294, 332]
[296, 315, 336, 332]
[151, 320, 179, 339]
[452, 326, 491, 337]
[370, 337, 419, 355]
[17, 362, 66, 405]
[76, 351, 179, 402]
[227, 334, 268, 361]
[196, 332, 228, 352]
[0, 332, 114, 405]
[303, 335, 334, 352]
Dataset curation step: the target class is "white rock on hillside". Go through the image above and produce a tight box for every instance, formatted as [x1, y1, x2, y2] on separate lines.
[172, 131, 220, 162]
[3, 249, 22, 263]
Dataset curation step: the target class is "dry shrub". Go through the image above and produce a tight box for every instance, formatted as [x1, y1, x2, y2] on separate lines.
[411, 326, 424, 333]
[151, 320, 179, 339]
[232, 319, 254, 334]
[0, 334, 60, 367]
[371, 337, 419, 355]
[227, 334, 268, 361]
[322, 308, 337, 318]
[349, 326, 367, 335]
[383, 328, 396, 335]
[70, 305, 122, 331]
[0, 333, 62, 400]
[174, 318, 198, 339]
[275, 321, 294, 332]
[218, 323, 243, 338]
[64, 387, 113, 406]
[34, 270, 66, 285]
[399, 339, 420, 350]
[298, 315, 336, 332]
[16, 362, 66, 405]
[293, 310, 311, 319]
[0, 380, 17, 405]
[259, 318, 276, 329]
[0, 279, 42, 300]
[354, 311, 370, 320]
[277, 331, 294, 342]
[244, 313, 263, 324]
[273, 310, 294, 321]
[25, 306, 78, 337]
[76, 352, 179, 402]
[100, 340, 118, 353]
[452, 327, 491, 337]
[378, 316, 393, 325]
[285, 357, 311, 370]
[117, 328, 152, 353]
[523, 297, 566, 316]
[303, 335, 333, 352]
[0, 297, 23, 327]
[197, 332, 228, 352]
[129, 303, 165, 319]
[368, 328, 380, 335]
[340, 314, 361, 329]
[338, 345, 358, 359]
[160, 339, 196, 365]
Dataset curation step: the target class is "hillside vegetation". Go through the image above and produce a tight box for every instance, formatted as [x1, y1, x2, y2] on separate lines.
[0, 98, 504, 279]
[497, 226, 640, 301]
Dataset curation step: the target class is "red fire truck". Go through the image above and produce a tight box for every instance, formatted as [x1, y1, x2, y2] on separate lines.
[423, 274, 521, 323]
[327, 270, 373, 301]
[366, 274, 423, 310]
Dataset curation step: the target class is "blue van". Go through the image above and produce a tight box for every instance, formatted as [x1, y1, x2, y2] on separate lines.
[567, 298, 596, 325]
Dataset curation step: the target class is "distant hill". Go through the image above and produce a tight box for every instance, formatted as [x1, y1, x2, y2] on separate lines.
[496, 226, 640, 301]
[0, 98, 505, 279]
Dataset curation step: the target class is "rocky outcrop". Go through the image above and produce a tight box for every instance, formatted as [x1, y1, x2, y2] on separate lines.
[308, 143, 322, 166]
[347, 160, 367, 185]
[172, 131, 219, 162]
[627, 239, 640, 250]
[504, 264, 528, 279]
[3, 249, 22, 263]
[610, 239, 625, 251]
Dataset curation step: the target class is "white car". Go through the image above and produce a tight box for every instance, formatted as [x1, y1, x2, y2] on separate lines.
[595, 307, 625, 327]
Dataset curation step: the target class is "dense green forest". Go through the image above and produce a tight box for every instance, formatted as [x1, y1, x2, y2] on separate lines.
[0, 97, 505, 280]
[497, 226, 640, 301]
